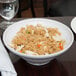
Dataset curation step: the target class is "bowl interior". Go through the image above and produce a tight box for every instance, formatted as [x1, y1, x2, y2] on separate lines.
[3, 18, 74, 58]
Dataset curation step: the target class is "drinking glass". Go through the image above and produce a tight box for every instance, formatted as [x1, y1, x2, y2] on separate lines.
[0, 0, 19, 29]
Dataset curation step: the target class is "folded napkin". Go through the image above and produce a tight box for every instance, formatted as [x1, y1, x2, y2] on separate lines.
[0, 38, 17, 76]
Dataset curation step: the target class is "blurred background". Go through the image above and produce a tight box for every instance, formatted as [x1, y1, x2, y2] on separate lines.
[16, 0, 76, 18]
[0, 0, 75, 18]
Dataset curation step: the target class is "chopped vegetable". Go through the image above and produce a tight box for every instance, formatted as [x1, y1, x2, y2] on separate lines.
[37, 44, 41, 48]
[19, 50, 22, 53]
[59, 45, 63, 50]
[59, 42, 62, 46]
[59, 42, 63, 50]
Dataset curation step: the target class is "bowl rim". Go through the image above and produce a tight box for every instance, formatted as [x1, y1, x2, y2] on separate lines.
[3, 18, 74, 59]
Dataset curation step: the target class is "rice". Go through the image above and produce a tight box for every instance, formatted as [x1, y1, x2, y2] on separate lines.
[10, 24, 65, 55]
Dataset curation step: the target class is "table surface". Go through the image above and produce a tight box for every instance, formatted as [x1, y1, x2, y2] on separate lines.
[0, 17, 76, 76]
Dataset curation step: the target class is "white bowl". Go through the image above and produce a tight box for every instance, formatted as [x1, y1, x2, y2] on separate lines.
[3, 18, 74, 66]
[71, 17, 76, 33]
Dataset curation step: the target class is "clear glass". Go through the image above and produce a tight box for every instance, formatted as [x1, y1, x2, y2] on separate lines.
[0, 0, 19, 29]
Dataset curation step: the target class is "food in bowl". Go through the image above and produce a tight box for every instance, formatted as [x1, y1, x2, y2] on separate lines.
[10, 24, 65, 55]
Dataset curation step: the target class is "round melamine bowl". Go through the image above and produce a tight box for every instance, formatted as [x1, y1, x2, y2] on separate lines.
[3, 18, 74, 66]
[71, 17, 76, 34]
